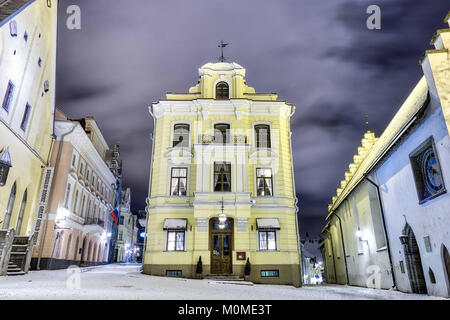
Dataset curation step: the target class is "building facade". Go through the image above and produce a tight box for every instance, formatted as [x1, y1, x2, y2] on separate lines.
[116, 187, 138, 263]
[322, 13, 450, 298]
[0, 0, 57, 275]
[144, 61, 301, 286]
[31, 111, 117, 269]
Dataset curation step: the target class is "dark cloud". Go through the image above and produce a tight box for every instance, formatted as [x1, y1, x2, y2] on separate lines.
[55, 0, 450, 239]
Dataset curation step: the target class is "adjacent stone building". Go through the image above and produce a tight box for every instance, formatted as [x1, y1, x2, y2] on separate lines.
[31, 110, 117, 269]
[322, 12, 450, 298]
[144, 61, 302, 286]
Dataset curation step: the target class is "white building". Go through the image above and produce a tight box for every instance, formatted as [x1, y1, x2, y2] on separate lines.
[322, 13, 450, 298]
[116, 188, 138, 263]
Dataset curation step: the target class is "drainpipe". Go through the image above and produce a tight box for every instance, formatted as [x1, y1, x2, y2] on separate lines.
[37, 122, 77, 270]
[334, 209, 350, 285]
[288, 105, 303, 287]
[142, 106, 156, 271]
[363, 173, 397, 289]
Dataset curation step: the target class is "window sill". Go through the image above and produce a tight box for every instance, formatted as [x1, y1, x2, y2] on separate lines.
[376, 246, 388, 252]
[257, 250, 279, 252]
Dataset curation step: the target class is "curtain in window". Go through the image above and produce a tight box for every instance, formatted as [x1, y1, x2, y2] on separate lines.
[214, 163, 231, 192]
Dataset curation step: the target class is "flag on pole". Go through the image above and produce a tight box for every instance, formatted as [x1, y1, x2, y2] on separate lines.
[110, 209, 119, 226]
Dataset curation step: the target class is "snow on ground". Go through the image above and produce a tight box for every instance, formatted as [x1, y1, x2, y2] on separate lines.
[0, 263, 446, 300]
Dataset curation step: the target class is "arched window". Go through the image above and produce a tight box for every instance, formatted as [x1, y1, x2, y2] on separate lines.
[172, 124, 190, 148]
[215, 82, 229, 100]
[214, 123, 230, 144]
[16, 189, 27, 234]
[65, 234, 72, 260]
[3, 182, 16, 229]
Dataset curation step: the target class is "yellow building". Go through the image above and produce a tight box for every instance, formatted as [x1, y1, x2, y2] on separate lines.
[0, 0, 58, 275]
[144, 61, 302, 286]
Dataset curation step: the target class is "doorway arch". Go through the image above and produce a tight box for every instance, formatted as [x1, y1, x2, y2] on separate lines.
[402, 224, 427, 294]
[442, 245, 450, 295]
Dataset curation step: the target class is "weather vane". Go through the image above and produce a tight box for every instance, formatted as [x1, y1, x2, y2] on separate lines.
[218, 40, 229, 62]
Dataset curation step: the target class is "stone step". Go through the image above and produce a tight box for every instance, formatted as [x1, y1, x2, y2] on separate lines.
[10, 251, 26, 255]
[7, 267, 22, 272]
[7, 271, 25, 276]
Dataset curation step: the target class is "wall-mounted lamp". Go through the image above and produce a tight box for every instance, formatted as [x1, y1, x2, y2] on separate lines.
[356, 228, 368, 243]
[54, 207, 71, 230]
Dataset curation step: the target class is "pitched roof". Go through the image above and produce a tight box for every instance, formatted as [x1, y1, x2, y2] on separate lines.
[0, 0, 33, 26]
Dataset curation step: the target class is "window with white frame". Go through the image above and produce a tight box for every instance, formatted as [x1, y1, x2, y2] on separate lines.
[259, 230, 277, 251]
[63, 183, 72, 209]
[172, 124, 190, 148]
[2, 80, 15, 112]
[166, 230, 185, 251]
[214, 162, 231, 192]
[170, 168, 187, 196]
[255, 124, 271, 148]
[73, 190, 79, 214]
[256, 168, 273, 196]
[71, 153, 77, 168]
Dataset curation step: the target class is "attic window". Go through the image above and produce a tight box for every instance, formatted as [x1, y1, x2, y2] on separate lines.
[215, 82, 229, 100]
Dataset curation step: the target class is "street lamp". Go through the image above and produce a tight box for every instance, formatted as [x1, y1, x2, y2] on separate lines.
[218, 198, 226, 229]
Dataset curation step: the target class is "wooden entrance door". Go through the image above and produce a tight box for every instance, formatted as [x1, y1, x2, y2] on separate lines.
[210, 219, 233, 274]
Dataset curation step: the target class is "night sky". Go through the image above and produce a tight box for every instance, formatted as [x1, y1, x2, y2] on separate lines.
[55, 0, 450, 239]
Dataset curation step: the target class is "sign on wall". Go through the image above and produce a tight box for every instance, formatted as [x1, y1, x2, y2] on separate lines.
[32, 167, 54, 245]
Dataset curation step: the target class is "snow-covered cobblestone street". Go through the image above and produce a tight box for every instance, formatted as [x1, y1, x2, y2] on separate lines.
[0, 264, 445, 300]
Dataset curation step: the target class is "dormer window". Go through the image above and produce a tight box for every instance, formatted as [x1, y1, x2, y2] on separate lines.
[172, 124, 190, 148]
[215, 82, 229, 100]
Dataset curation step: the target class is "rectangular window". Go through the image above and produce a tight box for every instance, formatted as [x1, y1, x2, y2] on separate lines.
[64, 184, 71, 209]
[20, 103, 32, 131]
[71, 154, 77, 167]
[119, 215, 124, 225]
[167, 230, 185, 251]
[9, 21, 18, 37]
[170, 168, 187, 196]
[73, 190, 79, 214]
[256, 168, 273, 196]
[172, 124, 190, 148]
[2, 81, 15, 112]
[80, 163, 84, 175]
[259, 230, 277, 251]
[214, 162, 231, 192]
[118, 231, 123, 241]
[166, 270, 182, 277]
[261, 270, 279, 277]
[255, 124, 271, 148]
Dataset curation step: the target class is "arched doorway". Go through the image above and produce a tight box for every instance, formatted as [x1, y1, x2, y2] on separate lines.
[80, 237, 87, 265]
[3, 182, 16, 229]
[443, 245, 450, 294]
[16, 189, 27, 234]
[402, 224, 427, 294]
[73, 236, 80, 261]
[92, 244, 98, 263]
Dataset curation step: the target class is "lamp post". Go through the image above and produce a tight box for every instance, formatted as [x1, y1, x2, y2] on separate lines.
[218, 198, 226, 229]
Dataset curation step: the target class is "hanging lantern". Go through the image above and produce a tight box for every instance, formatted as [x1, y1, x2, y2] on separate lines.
[0, 148, 12, 187]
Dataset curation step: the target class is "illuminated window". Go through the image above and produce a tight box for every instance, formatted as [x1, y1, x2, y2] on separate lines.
[170, 168, 187, 196]
[167, 231, 185, 251]
[256, 168, 273, 196]
[259, 230, 277, 250]
[261, 270, 279, 277]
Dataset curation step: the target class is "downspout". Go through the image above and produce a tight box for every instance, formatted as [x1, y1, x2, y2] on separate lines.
[333, 209, 350, 284]
[36, 122, 77, 270]
[142, 106, 156, 270]
[363, 173, 397, 289]
[289, 105, 303, 287]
